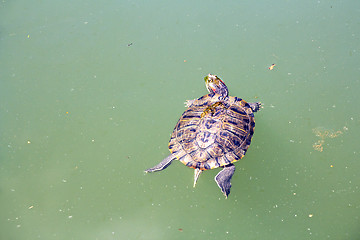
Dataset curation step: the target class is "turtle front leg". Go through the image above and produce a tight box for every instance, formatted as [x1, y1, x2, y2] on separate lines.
[193, 168, 203, 188]
[144, 153, 177, 173]
[248, 102, 262, 112]
[184, 99, 196, 107]
[214, 164, 235, 198]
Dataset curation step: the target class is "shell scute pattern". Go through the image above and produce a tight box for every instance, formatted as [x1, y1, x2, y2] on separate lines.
[168, 94, 255, 171]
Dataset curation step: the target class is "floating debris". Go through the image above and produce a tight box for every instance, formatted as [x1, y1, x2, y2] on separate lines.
[268, 64, 276, 70]
[313, 139, 325, 152]
[312, 127, 344, 152]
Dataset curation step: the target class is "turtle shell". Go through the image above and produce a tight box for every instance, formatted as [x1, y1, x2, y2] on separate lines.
[168, 93, 255, 171]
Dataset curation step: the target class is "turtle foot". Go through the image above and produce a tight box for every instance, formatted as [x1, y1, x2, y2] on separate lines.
[249, 102, 262, 112]
[145, 154, 176, 173]
[214, 165, 235, 198]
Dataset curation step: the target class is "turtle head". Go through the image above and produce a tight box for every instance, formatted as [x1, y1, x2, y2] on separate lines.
[204, 74, 229, 97]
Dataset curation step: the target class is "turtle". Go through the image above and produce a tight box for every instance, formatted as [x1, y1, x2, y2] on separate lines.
[145, 74, 261, 198]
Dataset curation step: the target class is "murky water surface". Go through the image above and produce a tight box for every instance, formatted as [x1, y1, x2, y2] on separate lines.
[1, 1, 359, 239]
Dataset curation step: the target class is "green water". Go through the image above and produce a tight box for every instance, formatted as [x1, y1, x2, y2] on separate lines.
[1, 0, 360, 239]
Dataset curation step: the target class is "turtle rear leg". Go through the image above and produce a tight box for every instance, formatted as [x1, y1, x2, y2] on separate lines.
[144, 153, 176, 173]
[248, 102, 262, 112]
[214, 164, 235, 198]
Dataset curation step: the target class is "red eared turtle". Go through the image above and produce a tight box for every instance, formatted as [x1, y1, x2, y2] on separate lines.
[145, 74, 261, 198]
